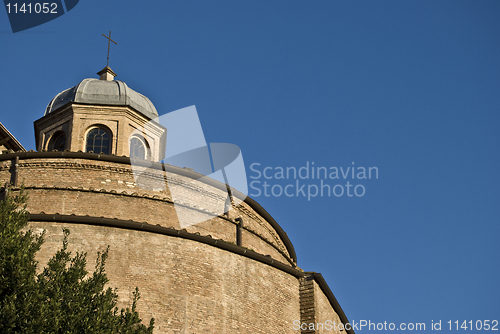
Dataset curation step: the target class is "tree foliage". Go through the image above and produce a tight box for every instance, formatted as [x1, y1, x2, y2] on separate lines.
[0, 189, 155, 333]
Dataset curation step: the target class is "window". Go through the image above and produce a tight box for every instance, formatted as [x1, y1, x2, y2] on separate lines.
[129, 136, 150, 160]
[48, 131, 66, 151]
[86, 127, 111, 154]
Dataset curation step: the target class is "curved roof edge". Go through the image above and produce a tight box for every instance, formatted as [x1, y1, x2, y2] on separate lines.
[0, 151, 297, 264]
[27, 213, 303, 278]
[44, 79, 158, 121]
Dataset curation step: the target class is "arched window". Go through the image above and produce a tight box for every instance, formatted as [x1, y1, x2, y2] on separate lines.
[129, 136, 150, 160]
[48, 131, 66, 151]
[86, 127, 111, 154]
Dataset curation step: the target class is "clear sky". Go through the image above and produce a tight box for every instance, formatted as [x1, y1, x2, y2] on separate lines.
[1, 1, 499, 332]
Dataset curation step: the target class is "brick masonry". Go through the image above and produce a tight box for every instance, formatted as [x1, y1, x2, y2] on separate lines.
[1, 153, 350, 334]
[28, 222, 300, 333]
[34, 104, 166, 161]
[299, 276, 346, 334]
[313, 279, 344, 334]
[0, 156, 292, 264]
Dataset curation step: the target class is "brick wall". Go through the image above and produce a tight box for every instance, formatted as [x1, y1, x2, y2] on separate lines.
[313, 280, 344, 334]
[300, 277, 316, 334]
[1, 153, 350, 334]
[298, 276, 345, 334]
[0, 155, 292, 264]
[34, 104, 166, 161]
[29, 221, 301, 334]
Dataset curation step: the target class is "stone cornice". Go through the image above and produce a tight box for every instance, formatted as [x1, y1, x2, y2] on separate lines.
[28, 213, 303, 278]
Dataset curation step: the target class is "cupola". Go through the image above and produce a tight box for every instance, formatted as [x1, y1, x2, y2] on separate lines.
[34, 68, 166, 160]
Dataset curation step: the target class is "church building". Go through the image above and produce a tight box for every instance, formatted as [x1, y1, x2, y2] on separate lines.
[0, 66, 354, 334]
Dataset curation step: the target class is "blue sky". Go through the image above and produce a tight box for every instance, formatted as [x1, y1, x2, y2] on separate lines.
[1, 1, 499, 332]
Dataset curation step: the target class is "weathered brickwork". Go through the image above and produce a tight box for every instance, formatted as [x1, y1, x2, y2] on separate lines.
[300, 277, 316, 334]
[298, 277, 345, 334]
[313, 280, 343, 334]
[0, 156, 292, 263]
[35, 104, 166, 161]
[0, 152, 350, 334]
[28, 222, 301, 334]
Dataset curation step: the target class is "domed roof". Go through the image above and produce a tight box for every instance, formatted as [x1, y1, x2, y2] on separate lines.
[44, 68, 158, 120]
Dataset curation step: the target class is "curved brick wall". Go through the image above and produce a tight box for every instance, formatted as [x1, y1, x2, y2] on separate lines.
[28, 222, 301, 333]
[0, 152, 305, 333]
[0, 151, 355, 334]
[0, 152, 295, 265]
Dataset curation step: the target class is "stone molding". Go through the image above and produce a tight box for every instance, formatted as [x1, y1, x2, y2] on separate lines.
[28, 213, 304, 279]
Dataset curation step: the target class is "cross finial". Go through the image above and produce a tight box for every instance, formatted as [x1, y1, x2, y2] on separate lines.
[102, 31, 117, 67]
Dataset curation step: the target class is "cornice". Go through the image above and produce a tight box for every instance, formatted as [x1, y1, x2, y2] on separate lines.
[28, 213, 303, 278]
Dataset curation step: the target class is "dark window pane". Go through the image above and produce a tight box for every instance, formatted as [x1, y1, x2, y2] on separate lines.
[86, 127, 111, 154]
[49, 132, 66, 151]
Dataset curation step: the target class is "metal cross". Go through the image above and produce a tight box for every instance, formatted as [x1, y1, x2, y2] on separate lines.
[102, 31, 117, 67]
